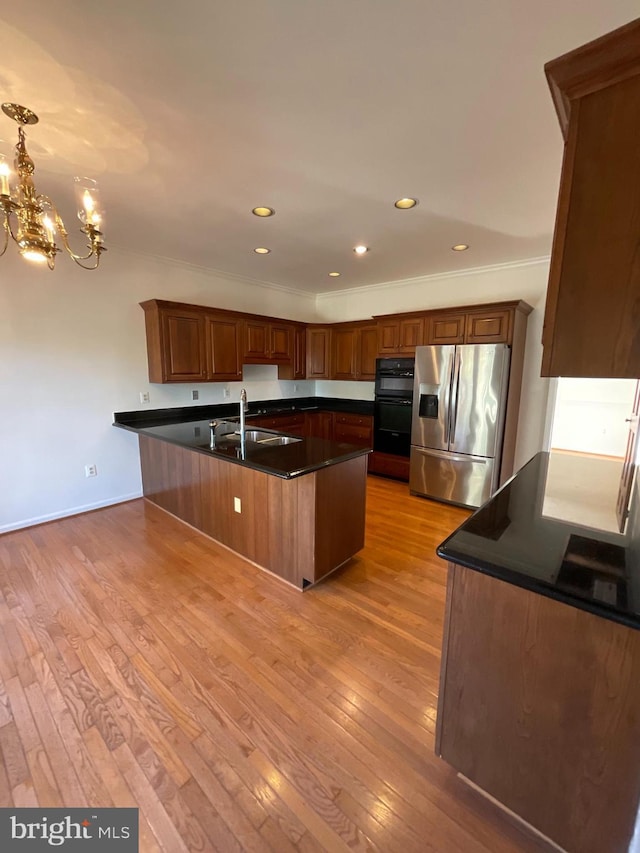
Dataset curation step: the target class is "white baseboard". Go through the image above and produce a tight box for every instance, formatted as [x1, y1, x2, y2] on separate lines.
[0, 491, 143, 535]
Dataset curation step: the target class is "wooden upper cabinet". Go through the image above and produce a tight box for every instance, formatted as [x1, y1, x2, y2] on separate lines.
[243, 319, 293, 363]
[465, 308, 512, 344]
[542, 19, 640, 377]
[140, 301, 207, 383]
[294, 325, 306, 379]
[359, 325, 378, 379]
[377, 316, 424, 355]
[427, 313, 466, 345]
[332, 327, 356, 380]
[332, 323, 377, 380]
[307, 326, 331, 379]
[205, 315, 241, 381]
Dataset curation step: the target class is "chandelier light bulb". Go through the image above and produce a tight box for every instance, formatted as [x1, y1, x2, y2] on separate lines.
[0, 160, 10, 196]
[0, 103, 107, 270]
[22, 248, 48, 264]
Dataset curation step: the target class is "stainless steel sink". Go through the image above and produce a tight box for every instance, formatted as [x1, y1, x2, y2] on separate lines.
[244, 430, 302, 445]
[255, 435, 302, 445]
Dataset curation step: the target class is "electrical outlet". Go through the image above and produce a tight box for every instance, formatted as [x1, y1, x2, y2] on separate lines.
[85, 464, 97, 478]
[140, 391, 150, 404]
[293, 383, 298, 393]
[233, 497, 241, 514]
[223, 387, 230, 399]
[192, 389, 199, 401]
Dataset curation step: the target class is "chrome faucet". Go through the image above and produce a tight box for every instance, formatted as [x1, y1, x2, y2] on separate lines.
[209, 419, 235, 449]
[239, 389, 248, 439]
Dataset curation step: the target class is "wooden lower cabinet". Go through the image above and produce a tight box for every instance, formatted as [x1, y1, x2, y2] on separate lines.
[139, 435, 367, 588]
[305, 411, 333, 440]
[333, 412, 373, 447]
[250, 413, 306, 435]
[437, 563, 640, 853]
[368, 451, 410, 481]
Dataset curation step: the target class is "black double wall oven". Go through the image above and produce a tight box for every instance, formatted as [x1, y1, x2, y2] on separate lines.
[374, 358, 414, 458]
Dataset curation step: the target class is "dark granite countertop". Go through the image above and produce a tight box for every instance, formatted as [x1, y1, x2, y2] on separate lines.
[437, 452, 640, 630]
[114, 396, 373, 429]
[114, 400, 371, 479]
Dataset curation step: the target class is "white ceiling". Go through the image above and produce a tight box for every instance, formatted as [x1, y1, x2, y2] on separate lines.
[0, 1, 637, 293]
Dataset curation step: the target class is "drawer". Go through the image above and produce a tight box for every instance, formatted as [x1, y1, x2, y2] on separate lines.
[334, 422, 372, 446]
[334, 413, 372, 427]
[252, 414, 305, 430]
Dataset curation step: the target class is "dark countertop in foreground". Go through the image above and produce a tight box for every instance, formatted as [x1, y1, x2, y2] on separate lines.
[114, 398, 371, 480]
[437, 452, 640, 629]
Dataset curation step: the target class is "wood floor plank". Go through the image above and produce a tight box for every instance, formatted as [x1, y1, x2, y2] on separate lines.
[0, 477, 553, 852]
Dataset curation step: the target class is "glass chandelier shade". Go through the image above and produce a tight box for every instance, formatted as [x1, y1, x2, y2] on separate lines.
[0, 103, 106, 270]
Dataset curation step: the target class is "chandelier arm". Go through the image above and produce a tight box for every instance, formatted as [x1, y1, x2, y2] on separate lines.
[0, 214, 9, 257]
[5, 209, 22, 244]
[71, 250, 103, 270]
[51, 208, 100, 262]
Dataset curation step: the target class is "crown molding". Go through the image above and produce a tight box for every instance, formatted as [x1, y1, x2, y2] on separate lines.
[316, 255, 551, 301]
[108, 244, 317, 302]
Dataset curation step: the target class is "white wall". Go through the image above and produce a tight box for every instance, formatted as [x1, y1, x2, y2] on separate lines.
[0, 248, 316, 532]
[1, 249, 550, 532]
[550, 378, 637, 457]
[316, 258, 551, 471]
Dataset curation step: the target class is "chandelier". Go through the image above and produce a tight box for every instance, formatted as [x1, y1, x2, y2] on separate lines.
[0, 103, 106, 270]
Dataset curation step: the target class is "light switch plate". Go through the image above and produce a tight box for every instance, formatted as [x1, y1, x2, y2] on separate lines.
[233, 497, 241, 513]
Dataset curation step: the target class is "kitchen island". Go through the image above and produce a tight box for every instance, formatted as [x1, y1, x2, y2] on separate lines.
[114, 405, 371, 589]
[435, 452, 640, 853]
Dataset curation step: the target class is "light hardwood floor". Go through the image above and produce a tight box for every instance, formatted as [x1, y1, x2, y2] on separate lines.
[0, 475, 552, 852]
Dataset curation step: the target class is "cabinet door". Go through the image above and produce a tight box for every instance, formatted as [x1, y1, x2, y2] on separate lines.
[305, 411, 333, 440]
[428, 313, 466, 345]
[307, 327, 331, 378]
[244, 320, 269, 359]
[543, 24, 640, 378]
[161, 310, 207, 382]
[333, 328, 357, 380]
[377, 320, 400, 354]
[205, 316, 241, 380]
[269, 323, 293, 361]
[465, 309, 511, 344]
[358, 326, 378, 379]
[399, 317, 424, 352]
[294, 326, 306, 379]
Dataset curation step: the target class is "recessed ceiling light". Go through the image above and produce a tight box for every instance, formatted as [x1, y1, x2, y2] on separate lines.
[328, 271, 341, 277]
[252, 206, 275, 217]
[254, 247, 270, 254]
[394, 198, 418, 209]
[451, 244, 469, 251]
[353, 245, 369, 255]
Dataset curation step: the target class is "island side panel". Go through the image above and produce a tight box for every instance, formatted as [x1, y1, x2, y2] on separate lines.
[313, 455, 368, 583]
[139, 435, 202, 529]
[437, 563, 640, 853]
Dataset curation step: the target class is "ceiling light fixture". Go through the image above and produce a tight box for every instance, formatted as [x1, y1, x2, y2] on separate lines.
[328, 271, 341, 277]
[451, 244, 469, 251]
[254, 247, 270, 254]
[353, 245, 369, 255]
[252, 206, 275, 217]
[0, 103, 105, 270]
[394, 197, 418, 209]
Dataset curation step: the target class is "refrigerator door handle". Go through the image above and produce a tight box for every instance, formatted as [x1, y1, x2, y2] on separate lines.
[414, 445, 488, 465]
[449, 351, 461, 447]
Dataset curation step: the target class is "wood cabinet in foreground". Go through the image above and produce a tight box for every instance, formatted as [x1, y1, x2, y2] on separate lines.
[542, 18, 640, 377]
[437, 563, 640, 853]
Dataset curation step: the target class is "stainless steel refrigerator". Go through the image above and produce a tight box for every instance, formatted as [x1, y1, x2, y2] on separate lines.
[410, 344, 510, 508]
